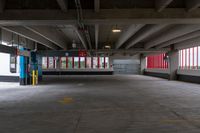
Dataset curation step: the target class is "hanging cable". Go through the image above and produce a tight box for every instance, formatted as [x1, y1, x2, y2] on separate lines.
[74, 0, 92, 49]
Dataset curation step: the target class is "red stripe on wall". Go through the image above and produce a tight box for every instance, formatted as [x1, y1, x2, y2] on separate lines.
[97, 57, 100, 69]
[72, 57, 74, 69]
[78, 57, 80, 68]
[47, 57, 49, 69]
[197, 47, 199, 69]
[104, 57, 106, 69]
[85, 57, 87, 68]
[147, 54, 168, 69]
[66, 57, 68, 69]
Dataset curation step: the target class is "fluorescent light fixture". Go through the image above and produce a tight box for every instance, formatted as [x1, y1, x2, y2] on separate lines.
[112, 25, 121, 33]
[112, 29, 121, 33]
[105, 45, 111, 49]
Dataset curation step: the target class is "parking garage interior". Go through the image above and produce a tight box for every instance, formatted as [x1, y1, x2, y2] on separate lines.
[1, 0, 200, 132]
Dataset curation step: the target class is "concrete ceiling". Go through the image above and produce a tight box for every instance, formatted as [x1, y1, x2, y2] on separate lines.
[0, 0, 200, 53]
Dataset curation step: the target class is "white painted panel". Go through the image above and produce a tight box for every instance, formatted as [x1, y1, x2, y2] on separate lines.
[0, 53, 19, 76]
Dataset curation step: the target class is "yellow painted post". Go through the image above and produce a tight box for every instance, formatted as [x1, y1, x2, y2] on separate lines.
[32, 70, 35, 86]
[36, 70, 38, 85]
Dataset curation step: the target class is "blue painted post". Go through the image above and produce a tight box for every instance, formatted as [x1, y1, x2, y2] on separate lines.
[19, 47, 26, 85]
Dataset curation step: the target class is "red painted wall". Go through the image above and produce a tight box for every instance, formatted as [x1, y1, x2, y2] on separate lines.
[147, 54, 168, 69]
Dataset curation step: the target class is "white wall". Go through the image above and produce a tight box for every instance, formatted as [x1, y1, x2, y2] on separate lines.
[0, 53, 19, 76]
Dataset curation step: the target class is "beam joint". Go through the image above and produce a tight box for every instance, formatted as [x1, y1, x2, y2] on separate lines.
[155, 0, 174, 12]
[94, 0, 100, 12]
[186, 0, 200, 12]
[2, 26, 58, 50]
[0, 0, 5, 13]
[95, 24, 99, 50]
[56, 0, 68, 12]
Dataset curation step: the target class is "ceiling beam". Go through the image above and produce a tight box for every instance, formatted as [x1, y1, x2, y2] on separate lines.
[174, 36, 200, 50]
[94, 0, 100, 12]
[125, 24, 168, 49]
[95, 24, 99, 50]
[0, 44, 16, 54]
[56, 0, 68, 12]
[155, 0, 174, 12]
[144, 25, 200, 49]
[25, 26, 67, 49]
[2, 26, 58, 50]
[38, 48, 170, 56]
[73, 26, 88, 50]
[94, 0, 100, 50]
[0, 0, 5, 13]
[115, 24, 144, 49]
[186, 0, 200, 12]
[1, 9, 200, 25]
[156, 30, 200, 48]
[90, 48, 170, 53]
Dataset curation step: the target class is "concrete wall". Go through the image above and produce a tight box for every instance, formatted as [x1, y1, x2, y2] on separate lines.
[144, 69, 169, 79]
[144, 68, 200, 84]
[177, 69, 200, 84]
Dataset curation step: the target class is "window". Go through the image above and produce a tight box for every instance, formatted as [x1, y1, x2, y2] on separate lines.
[74, 57, 79, 69]
[179, 46, 200, 69]
[80, 57, 85, 69]
[42, 56, 110, 70]
[198, 47, 200, 69]
[48, 57, 54, 69]
[42, 57, 47, 69]
[93, 57, 98, 69]
[86, 57, 92, 68]
[68, 57, 73, 69]
[100, 57, 104, 69]
[60, 57, 66, 69]
[105, 57, 109, 68]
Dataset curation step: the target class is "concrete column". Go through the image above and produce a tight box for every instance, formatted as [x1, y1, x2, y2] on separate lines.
[19, 53, 26, 85]
[169, 50, 179, 80]
[140, 54, 146, 75]
[19, 47, 29, 85]
[37, 55, 43, 81]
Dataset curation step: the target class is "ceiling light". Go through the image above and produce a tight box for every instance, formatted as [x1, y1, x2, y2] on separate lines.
[112, 29, 121, 33]
[105, 45, 111, 49]
[112, 25, 121, 33]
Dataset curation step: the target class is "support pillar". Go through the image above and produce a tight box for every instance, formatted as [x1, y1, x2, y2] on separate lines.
[140, 54, 146, 75]
[169, 49, 179, 80]
[30, 51, 38, 85]
[19, 47, 29, 85]
[37, 55, 43, 81]
[20, 54, 26, 85]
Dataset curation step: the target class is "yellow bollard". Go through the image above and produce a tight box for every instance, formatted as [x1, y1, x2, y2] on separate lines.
[36, 70, 38, 85]
[32, 70, 35, 86]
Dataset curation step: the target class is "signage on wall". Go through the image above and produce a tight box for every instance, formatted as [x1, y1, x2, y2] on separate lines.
[17, 49, 30, 57]
[65, 52, 69, 56]
[10, 54, 17, 73]
[78, 50, 87, 57]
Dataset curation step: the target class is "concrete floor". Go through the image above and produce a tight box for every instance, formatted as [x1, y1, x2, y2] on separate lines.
[1, 75, 200, 133]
